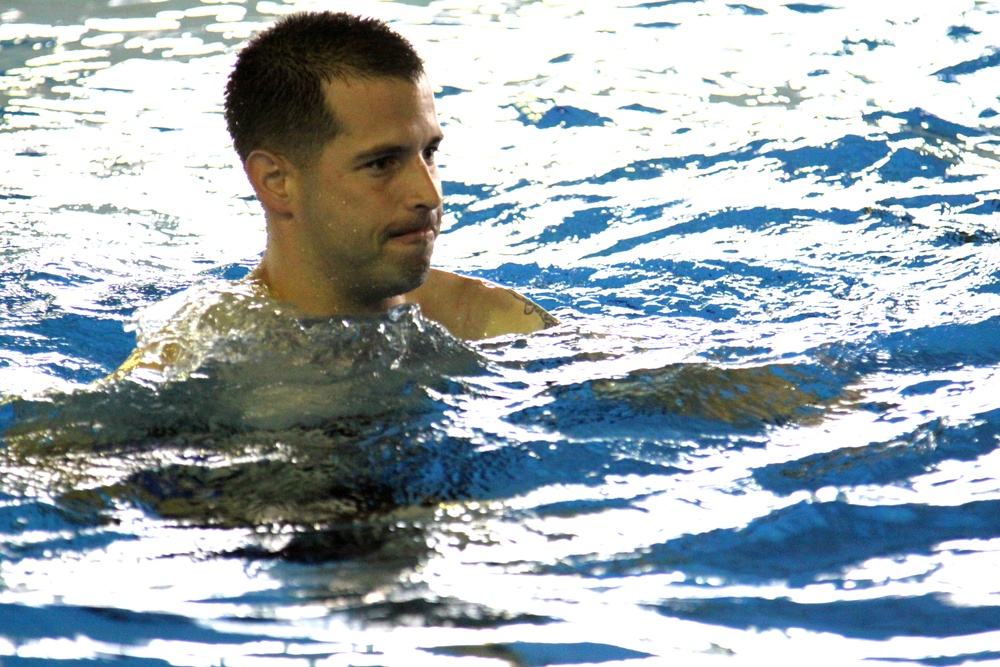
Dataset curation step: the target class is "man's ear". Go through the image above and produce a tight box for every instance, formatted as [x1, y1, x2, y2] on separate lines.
[245, 149, 297, 216]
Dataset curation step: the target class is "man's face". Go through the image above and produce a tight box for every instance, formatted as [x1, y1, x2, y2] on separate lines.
[291, 74, 444, 311]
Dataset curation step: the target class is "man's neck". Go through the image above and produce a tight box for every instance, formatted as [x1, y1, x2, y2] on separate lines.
[249, 258, 405, 318]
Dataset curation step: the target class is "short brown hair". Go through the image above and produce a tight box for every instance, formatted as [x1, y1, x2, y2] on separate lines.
[224, 11, 425, 166]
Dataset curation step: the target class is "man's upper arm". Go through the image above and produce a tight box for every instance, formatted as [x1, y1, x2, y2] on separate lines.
[405, 269, 560, 340]
[102, 344, 175, 384]
[108, 349, 145, 380]
[481, 285, 558, 338]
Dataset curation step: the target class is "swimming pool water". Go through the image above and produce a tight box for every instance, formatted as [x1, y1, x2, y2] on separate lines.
[2, 0, 1000, 665]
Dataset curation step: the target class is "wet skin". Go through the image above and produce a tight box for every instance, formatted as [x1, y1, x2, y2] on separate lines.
[101, 74, 557, 381]
[245, 74, 557, 340]
[249, 75, 445, 316]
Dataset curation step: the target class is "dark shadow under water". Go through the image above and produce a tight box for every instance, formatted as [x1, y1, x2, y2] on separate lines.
[0, 313, 862, 551]
[1, 303, 999, 660]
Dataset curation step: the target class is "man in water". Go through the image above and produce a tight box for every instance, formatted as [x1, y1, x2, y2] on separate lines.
[118, 11, 556, 376]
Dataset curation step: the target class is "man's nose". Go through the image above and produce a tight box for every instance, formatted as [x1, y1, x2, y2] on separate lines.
[406, 156, 442, 210]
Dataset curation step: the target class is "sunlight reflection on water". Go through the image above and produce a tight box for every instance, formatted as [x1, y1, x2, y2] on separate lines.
[2, 0, 1000, 665]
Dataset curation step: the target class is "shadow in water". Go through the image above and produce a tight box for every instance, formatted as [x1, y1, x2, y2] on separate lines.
[754, 408, 1000, 496]
[507, 359, 857, 439]
[543, 498, 1000, 588]
[651, 593, 1000, 640]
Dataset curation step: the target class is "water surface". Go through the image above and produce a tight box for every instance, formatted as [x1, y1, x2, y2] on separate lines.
[2, 0, 1000, 665]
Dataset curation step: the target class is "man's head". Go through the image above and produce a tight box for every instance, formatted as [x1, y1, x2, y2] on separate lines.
[224, 11, 425, 167]
[229, 12, 444, 316]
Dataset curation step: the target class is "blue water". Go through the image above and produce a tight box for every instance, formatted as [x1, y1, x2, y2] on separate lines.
[2, 0, 1000, 665]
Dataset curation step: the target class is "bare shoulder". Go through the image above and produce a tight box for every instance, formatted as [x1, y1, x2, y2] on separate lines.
[106, 279, 260, 381]
[104, 343, 176, 382]
[408, 269, 559, 340]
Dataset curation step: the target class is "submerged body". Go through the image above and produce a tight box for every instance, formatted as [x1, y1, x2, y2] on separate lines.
[9, 14, 557, 448]
[115, 267, 554, 376]
[110, 13, 556, 379]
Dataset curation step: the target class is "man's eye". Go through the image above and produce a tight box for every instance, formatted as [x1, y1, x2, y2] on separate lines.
[366, 156, 396, 172]
[423, 146, 439, 163]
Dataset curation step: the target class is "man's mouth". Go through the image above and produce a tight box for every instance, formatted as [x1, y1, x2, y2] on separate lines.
[386, 219, 437, 243]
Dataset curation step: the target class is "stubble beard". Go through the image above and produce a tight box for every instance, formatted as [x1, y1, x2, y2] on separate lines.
[364, 234, 435, 305]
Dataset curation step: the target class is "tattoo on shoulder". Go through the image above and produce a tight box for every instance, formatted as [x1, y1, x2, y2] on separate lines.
[509, 290, 559, 328]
